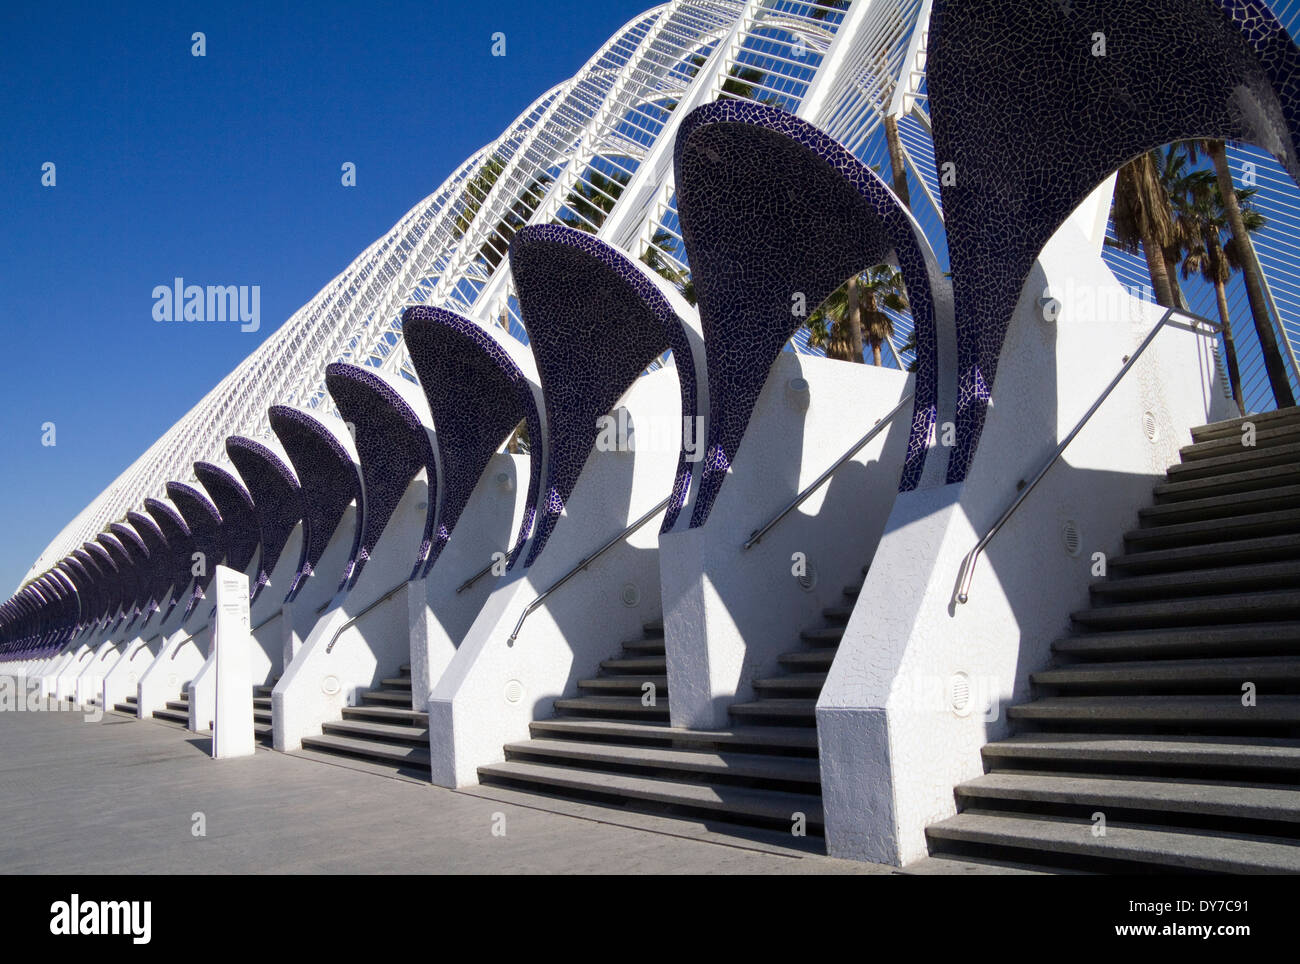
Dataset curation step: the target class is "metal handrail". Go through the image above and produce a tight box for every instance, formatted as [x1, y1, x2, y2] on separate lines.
[457, 558, 499, 594]
[954, 307, 1220, 605]
[169, 625, 209, 660]
[324, 579, 409, 654]
[508, 497, 670, 643]
[743, 392, 915, 550]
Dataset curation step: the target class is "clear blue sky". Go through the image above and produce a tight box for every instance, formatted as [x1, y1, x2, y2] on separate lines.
[0, 0, 656, 593]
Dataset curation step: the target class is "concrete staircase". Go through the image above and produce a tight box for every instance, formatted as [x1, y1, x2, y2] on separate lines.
[920, 407, 1300, 874]
[299, 665, 430, 774]
[477, 593, 859, 847]
[113, 681, 275, 744]
[152, 689, 191, 727]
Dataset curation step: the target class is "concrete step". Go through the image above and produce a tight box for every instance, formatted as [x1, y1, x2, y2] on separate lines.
[842, 584, 861, 599]
[778, 649, 835, 670]
[164, 700, 188, 712]
[926, 810, 1300, 873]
[379, 677, 412, 689]
[1056, 619, 1300, 669]
[752, 673, 827, 695]
[1139, 485, 1300, 525]
[621, 637, 665, 655]
[359, 689, 410, 705]
[1179, 423, 1300, 461]
[322, 718, 429, 744]
[341, 704, 429, 725]
[577, 676, 668, 694]
[553, 696, 670, 720]
[822, 606, 853, 624]
[729, 698, 818, 725]
[112, 703, 136, 715]
[956, 770, 1300, 825]
[1108, 533, 1300, 575]
[1164, 439, 1300, 482]
[502, 738, 821, 786]
[254, 709, 271, 723]
[254, 722, 272, 739]
[477, 760, 824, 830]
[1032, 656, 1300, 692]
[800, 626, 844, 646]
[152, 708, 188, 725]
[253, 697, 271, 709]
[1191, 406, 1300, 443]
[1126, 508, 1300, 549]
[527, 717, 819, 753]
[982, 732, 1300, 776]
[1154, 462, 1300, 503]
[1007, 694, 1300, 729]
[600, 656, 666, 674]
[301, 733, 431, 768]
[253, 685, 274, 696]
[1071, 589, 1300, 630]
[643, 619, 664, 634]
[399, 663, 410, 673]
[1089, 560, 1300, 601]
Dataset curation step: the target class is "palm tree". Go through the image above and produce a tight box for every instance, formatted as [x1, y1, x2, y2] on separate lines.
[1176, 169, 1260, 412]
[1112, 150, 1178, 308]
[804, 265, 908, 365]
[642, 228, 697, 305]
[1155, 145, 1199, 311]
[1201, 139, 1296, 407]
[859, 265, 908, 366]
[558, 167, 630, 234]
[805, 281, 858, 361]
[452, 155, 552, 270]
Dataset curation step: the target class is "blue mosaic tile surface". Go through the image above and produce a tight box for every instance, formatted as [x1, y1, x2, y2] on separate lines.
[326, 362, 438, 589]
[928, 0, 1300, 481]
[510, 224, 695, 566]
[194, 462, 260, 577]
[268, 406, 363, 601]
[674, 100, 940, 520]
[403, 306, 544, 574]
[226, 436, 303, 603]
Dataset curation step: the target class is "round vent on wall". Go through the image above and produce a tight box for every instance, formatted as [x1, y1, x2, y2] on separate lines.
[321, 675, 340, 696]
[1062, 520, 1082, 556]
[786, 377, 811, 412]
[1142, 411, 1158, 442]
[797, 560, 817, 591]
[504, 679, 524, 705]
[621, 583, 639, 607]
[949, 672, 972, 717]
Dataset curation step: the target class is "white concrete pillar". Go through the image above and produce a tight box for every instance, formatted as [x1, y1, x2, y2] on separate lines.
[212, 566, 254, 759]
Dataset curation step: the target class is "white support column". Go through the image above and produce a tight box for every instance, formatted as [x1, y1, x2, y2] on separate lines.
[212, 566, 254, 759]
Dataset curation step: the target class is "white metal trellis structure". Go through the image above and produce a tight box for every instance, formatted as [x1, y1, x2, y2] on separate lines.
[20, 0, 939, 586]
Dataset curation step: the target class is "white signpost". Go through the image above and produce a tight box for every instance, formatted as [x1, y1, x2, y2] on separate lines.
[212, 565, 254, 759]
